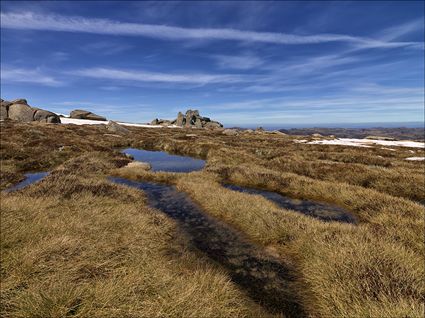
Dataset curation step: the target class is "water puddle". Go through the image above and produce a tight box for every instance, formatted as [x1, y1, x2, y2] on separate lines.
[3, 172, 48, 193]
[122, 148, 205, 172]
[110, 177, 304, 317]
[223, 184, 357, 224]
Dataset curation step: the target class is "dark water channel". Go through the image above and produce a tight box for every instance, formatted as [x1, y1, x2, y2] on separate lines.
[110, 177, 305, 317]
[223, 184, 357, 224]
[3, 172, 48, 193]
[122, 148, 205, 172]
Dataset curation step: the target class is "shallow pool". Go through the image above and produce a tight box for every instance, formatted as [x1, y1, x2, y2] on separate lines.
[109, 177, 304, 316]
[223, 184, 357, 224]
[3, 172, 48, 193]
[122, 148, 205, 172]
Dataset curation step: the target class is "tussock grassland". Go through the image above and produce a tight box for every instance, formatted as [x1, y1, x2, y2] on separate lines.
[1, 152, 275, 318]
[114, 163, 424, 318]
[1, 121, 424, 317]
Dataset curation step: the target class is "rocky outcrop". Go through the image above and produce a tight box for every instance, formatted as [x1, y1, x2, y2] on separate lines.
[151, 118, 173, 126]
[8, 103, 34, 122]
[176, 112, 185, 126]
[106, 121, 130, 134]
[222, 129, 238, 136]
[151, 109, 223, 129]
[70, 109, 106, 121]
[1, 98, 61, 123]
[33, 108, 62, 123]
[126, 161, 152, 171]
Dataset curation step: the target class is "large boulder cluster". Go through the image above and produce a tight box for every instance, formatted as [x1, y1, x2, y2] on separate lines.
[70, 109, 106, 121]
[1, 98, 61, 123]
[151, 109, 223, 129]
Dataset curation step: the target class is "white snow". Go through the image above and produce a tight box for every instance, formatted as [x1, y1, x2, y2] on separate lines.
[60, 118, 109, 125]
[306, 139, 371, 147]
[405, 157, 425, 161]
[298, 138, 424, 149]
[60, 117, 181, 128]
[381, 147, 396, 151]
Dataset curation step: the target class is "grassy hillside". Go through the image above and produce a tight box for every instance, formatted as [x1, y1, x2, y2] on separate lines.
[1, 121, 424, 317]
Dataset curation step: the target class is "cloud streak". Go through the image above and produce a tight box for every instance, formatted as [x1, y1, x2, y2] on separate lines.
[1, 66, 63, 86]
[1, 11, 422, 49]
[70, 67, 249, 85]
[201, 93, 424, 125]
[211, 54, 265, 70]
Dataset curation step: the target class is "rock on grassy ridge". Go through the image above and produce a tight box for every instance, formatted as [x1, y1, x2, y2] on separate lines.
[151, 109, 223, 129]
[1, 98, 61, 123]
[70, 109, 107, 121]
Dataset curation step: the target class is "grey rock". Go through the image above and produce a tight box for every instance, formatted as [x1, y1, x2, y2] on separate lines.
[0, 100, 11, 120]
[176, 112, 185, 126]
[8, 103, 35, 122]
[2, 98, 61, 123]
[85, 113, 107, 121]
[204, 121, 223, 129]
[222, 129, 238, 136]
[186, 109, 199, 117]
[0, 105, 8, 120]
[152, 109, 223, 129]
[184, 109, 198, 127]
[33, 108, 61, 123]
[11, 98, 28, 105]
[195, 118, 203, 128]
[70, 109, 106, 121]
[1, 100, 12, 108]
[106, 121, 130, 134]
[159, 120, 172, 126]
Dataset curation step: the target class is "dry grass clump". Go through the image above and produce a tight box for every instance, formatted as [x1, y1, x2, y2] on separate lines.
[268, 155, 424, 201]
[1, 154, 275, 318]
[0, 121, 135, 189]
[216, 164, 423, 252]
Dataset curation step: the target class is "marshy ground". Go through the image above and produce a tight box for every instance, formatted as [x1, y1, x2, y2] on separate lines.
[1, 121, 424, 317]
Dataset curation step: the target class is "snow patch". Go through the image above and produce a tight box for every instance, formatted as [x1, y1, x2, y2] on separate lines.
[60, 117, 181, 128]
[405, 157, 425, 161]
[60, 118, 109, 125]
[297, 138, 424, 149]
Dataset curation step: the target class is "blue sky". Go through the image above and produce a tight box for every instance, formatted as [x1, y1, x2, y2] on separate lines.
[1, 1, 424, 127]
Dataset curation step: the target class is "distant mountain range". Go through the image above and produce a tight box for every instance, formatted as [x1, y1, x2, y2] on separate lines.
[278, 127, 424, 141]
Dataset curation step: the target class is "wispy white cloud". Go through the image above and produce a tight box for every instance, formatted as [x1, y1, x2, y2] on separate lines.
[211, 54, 265, 70]
[80, 41, 133, 56]
[69, 67, 249, 85]
[377, 18, 424, 41]
[201, 93, 424, 125]
[1, 66, 64, 86]
[50, 51, 69, 62]
[1, 11, 422, 49]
